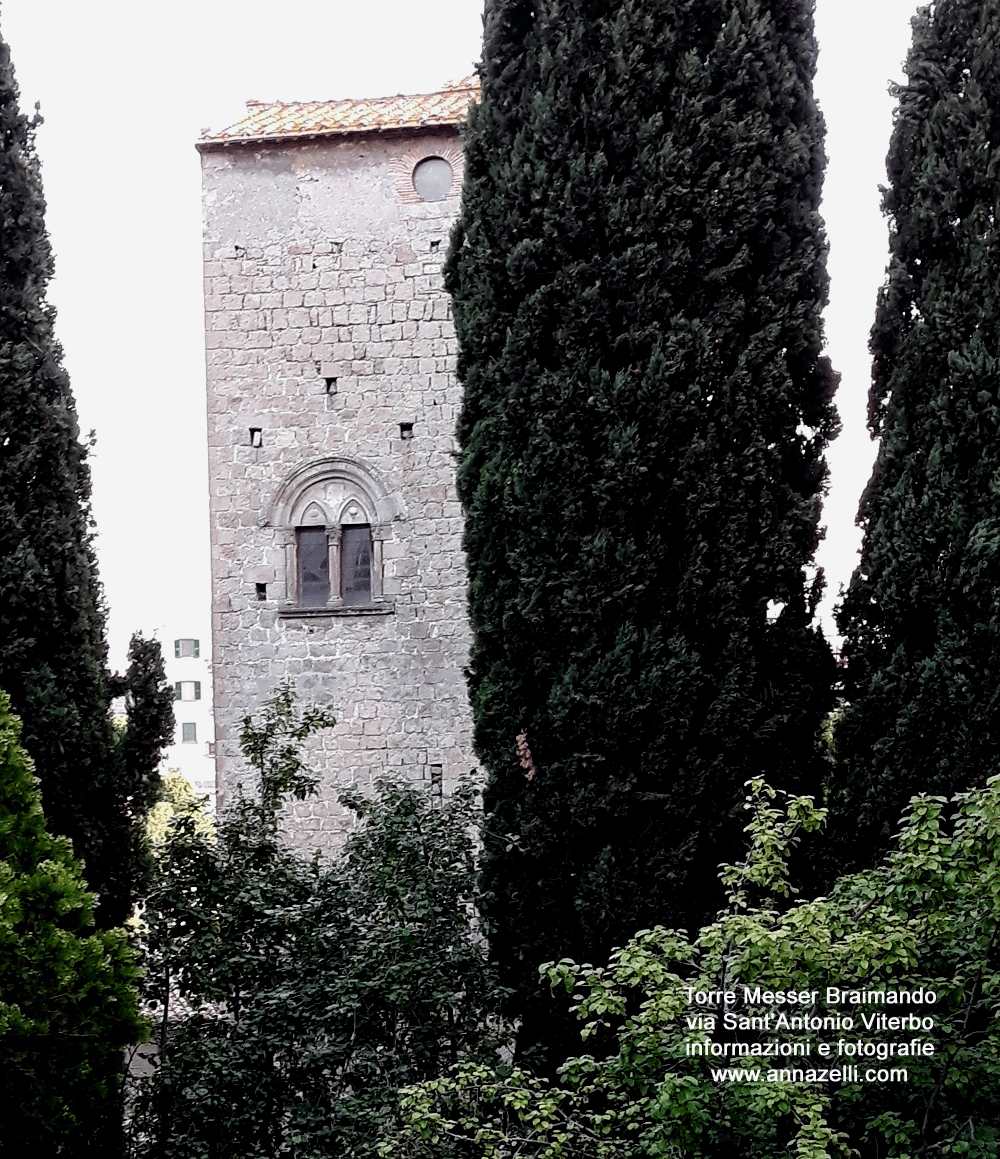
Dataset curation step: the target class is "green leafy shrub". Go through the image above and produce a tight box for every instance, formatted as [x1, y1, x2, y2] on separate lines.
[0, 691, 145, 1156]
[146, 771, 213, 846]
[130, 685, 508, 1158]
[386, 778, 1000, 1157]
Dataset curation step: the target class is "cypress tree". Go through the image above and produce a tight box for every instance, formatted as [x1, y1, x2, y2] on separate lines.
[448, 0, 838, 1053]
[0, 28, 145, 927]
[833, 0, 1000, 867]
[109, 632, 176, 908]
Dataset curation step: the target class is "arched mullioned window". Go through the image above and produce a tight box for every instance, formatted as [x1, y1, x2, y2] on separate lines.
[267, 458, 402, 613]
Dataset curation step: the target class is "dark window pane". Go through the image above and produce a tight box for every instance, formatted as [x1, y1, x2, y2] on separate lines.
[182, 722, 197, 743]
[341, 525, 372, 606]
[297, 527, 330, 607]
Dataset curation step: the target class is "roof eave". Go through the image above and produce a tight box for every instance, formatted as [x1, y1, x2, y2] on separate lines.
[196, 119, 465, 153]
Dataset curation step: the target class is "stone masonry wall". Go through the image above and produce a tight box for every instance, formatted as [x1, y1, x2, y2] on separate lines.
[201, 127, 477, 849]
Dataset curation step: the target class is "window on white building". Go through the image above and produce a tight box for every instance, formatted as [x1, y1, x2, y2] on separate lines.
[174, 681, 201, 701]
[175, 638, 200, 658]
[181, 722, 197, 743]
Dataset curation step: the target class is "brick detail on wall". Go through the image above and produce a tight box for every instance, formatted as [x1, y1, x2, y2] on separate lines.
[390, 144, 464, 204]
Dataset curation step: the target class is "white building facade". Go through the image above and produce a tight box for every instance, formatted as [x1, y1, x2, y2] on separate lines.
[159, 629, 217, 807]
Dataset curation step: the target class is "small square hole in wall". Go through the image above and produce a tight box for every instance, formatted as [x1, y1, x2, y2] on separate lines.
[430, 239, 441, 251]
[399, 422, 414, 440]
[249, 427, 263, 447]
[256, 583, 267, 601]
[324, 377, 338, 394]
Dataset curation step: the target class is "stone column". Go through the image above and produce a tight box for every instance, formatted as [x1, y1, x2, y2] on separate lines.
[275, 529, 295, 604]
[327, 526, 344, 608]
[371, 524, 386, 600]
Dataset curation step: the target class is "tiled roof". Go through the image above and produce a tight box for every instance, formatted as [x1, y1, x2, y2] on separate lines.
[199, 78, 479, 148]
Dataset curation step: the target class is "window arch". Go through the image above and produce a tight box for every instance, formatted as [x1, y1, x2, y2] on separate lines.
[268, 457, 403, 612]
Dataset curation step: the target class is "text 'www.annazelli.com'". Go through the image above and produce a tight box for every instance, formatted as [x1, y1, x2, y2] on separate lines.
[710, 1066, 909, 1083]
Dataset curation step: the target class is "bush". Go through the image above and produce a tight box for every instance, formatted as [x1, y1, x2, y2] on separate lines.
[146, 771, 213, 847]
[0, 691, 145, 1156]
[130, 685, 508, 1158]
[387, 778, 1000, 1157]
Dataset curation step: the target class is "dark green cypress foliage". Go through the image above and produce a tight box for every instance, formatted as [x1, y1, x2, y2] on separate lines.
[0, 29, 128, 926]
[833, 0, 1000, 868]
[448, 0, 838, 1054]
[109, 633, 175, 910]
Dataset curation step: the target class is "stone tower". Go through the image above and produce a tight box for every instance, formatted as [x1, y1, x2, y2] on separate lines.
[198, 82, 478, 846]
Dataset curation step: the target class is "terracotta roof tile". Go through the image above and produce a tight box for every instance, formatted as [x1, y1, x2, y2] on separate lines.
[199, 78, 479, 147]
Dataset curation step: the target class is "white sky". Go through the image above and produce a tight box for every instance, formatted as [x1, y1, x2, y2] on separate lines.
[1, 0, 920, 667]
